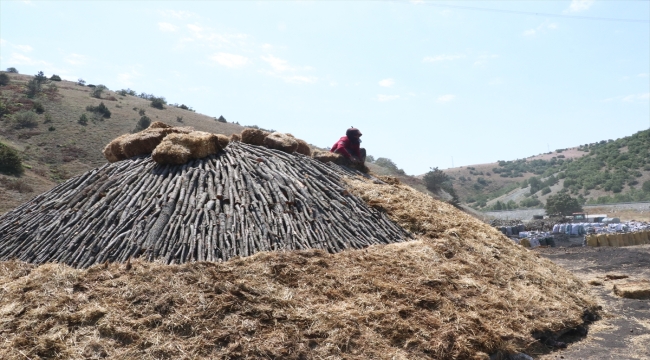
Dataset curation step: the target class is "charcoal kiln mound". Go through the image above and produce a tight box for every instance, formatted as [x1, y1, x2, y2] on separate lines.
[0, 125, 600, 359]
[0, 142, 408, 268]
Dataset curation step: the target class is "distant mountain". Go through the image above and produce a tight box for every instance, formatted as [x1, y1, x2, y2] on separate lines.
[443, 129, 650, 210]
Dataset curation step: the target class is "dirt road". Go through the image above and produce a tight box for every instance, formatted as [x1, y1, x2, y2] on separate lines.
[537, 245, 650, 359]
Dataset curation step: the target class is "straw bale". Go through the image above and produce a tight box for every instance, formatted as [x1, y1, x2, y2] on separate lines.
[295, 139, 311, 156]
[263, 132, 298, 153]
[230, 133, 241, 142]
[103, 123, 193, 163]
[152, 131, 229, 165]
[613, 281, 650, 299]
[240, 128, 268, 146]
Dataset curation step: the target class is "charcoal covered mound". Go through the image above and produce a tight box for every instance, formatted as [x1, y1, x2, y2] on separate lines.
[0, 142, 408, 268]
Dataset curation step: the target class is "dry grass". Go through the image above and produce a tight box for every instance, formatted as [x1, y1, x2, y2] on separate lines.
[0, 175, 597, 359]
[102, 122, 193, 162]
[240, 128, 268, 146]
[613, 281, 650, 299]
[152, 131, 229, 165]
[263, 132, 298, 153]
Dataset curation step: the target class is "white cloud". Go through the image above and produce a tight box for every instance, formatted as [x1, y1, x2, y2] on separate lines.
[604, 93, 650, 103]
[261, 43, 273, 50]
[377, 94, 400, 102]
[65, 53, 87, 65]
[260, 55, 316, 84]
[473, 54, 499, 67]
[622, 93, 650, 102]
[261, 55, 294, 72]
[0, 39, 6, 46]
[638, 73, 649, 78]
[440, 9, 452, 17]
[565, 0, 595, 13]
[115, 68, 142, 87]
[8, 53, 49, 66]
[330, 81, 338, 87]
[379, 78, 395, 87]
[436, 94, 456, 103]
[210, 52, 250, 68]
[158, 22, 178, 32]
[14, 44, 32, 52]
[410, 0, 424, 4]
[523, 22, 559, 37]
[423, 54, 465, 63]
[523, 29, 537, 36]
[278, 22, 287, 31]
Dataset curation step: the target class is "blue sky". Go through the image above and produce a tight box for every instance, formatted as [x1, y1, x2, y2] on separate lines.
[1, 0, 648, 175]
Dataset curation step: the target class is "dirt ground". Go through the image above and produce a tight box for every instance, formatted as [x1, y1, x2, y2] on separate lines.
[537, 245, 650, 359]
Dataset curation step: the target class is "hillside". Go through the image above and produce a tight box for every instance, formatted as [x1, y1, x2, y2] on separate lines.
[0, 72, 246, 213]
[443, 130, 650, 210]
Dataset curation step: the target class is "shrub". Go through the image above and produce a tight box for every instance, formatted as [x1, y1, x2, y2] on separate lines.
[91, 84, 107, 98]
[216, 115, 227, 123]
[423, 167, 459, 206]
[176, 116, 183, 123]
[0, 142, 23, 175]
[43, 113, 53, 123]
[6, 67, 18, 73]
[48, 125, 55, 131]
[134, 116, 151, 132]
[0, 101, 7, 118]
[366, 155, 375, 163]
[139, 109, 146, 116]
[545, 193, 583, 216]
[643, 180, 650, 193]
[150, 97, 166, 110]
[77, 78, 86, 86]
[50, 74, 62, 81]
[0, 177, 33, 193]
[86, 102, 111, 118]
[541, 186, 551, 195]
[375, 158, 406, 176]
[520, 197, 542, 208]
[13, 111, 39, 129]
[34, 71, 47, 84]
[25, 78, 42, 98]
[78, 113, 88, 125]
[32, 101, 45, 114]
[0, 72, 9, 86]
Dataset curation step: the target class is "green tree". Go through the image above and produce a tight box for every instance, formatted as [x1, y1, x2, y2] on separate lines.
[150, 97, 166, 109]
[34, 71, 47, 84]
[0, 72, 9, 86]
[133, 116, 151, 132]
[0, 142, 23, 175]
[6, 67, 18, 73]
[545, 193, 583, 216]
[50, 74, 62, 81]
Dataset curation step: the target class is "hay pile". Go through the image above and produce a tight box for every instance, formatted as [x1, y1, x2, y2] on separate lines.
[0, 173, 597, 359]
[103, 122, 193, 163]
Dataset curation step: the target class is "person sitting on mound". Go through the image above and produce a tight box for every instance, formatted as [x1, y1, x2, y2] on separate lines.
[331, 127, 366, 165]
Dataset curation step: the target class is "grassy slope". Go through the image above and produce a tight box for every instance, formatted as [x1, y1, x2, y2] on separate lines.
[0, 73, 246, 213]
[443, 131, 650, 209]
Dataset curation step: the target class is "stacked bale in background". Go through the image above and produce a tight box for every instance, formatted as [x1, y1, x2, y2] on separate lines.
[586, 231, 650, 247]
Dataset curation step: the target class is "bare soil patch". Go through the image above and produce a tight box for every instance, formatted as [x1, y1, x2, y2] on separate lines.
[538, 245, 650, 360]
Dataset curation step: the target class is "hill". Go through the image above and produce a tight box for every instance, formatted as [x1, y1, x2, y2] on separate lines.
[0, 72, 246, 213]
[443, 130, 650, 210]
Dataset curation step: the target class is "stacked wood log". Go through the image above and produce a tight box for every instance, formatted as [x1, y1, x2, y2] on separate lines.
[0, 142, 409, 268]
